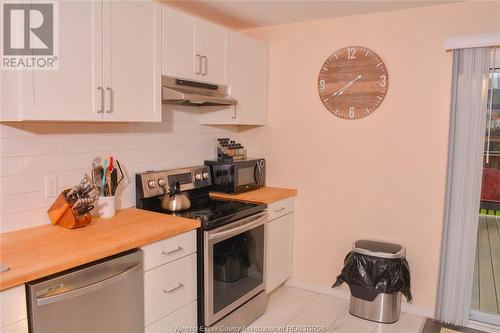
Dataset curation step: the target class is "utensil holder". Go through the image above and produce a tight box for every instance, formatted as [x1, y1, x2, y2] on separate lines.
[97, 196, 116, 218]
[47, 189, 92, 229]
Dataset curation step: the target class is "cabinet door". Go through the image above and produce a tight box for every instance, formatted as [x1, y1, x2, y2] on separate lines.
[266, 213, 294, 293]
[0, 285, 27, 329]
[20, 1, 103, 121]
[144, 254, 197, 326]
[145, 301, 197, 333]
[196, 21, 229, 85]
[230, 32, 268, 125]
[0, 320, 28, 333]
[199, 32, 268, 125]
[102, 1, 161, 122]
[162, 7, 197, 81]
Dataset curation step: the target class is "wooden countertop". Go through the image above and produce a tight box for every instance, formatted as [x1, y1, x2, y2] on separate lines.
[0, 208, 199, 291]
[210, 186, 297, 204]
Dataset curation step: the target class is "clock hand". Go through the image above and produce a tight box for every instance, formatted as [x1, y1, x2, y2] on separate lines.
[324, 74, 362, 101]
[338, 74, 362, 96]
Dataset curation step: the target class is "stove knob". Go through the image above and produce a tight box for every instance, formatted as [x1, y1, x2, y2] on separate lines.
[195, 173, 203, 181]
[158, 178, 166, 187]
[147, 180, 156, 189]
[202, 172, 209, 179]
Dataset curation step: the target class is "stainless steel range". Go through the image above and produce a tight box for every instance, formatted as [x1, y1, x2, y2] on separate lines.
[136, 166, 268, 330]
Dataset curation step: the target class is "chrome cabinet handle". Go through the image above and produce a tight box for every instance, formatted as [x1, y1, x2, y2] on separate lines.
[162, 246, 183, 255]
[105, 87, 113, 113]
[196, 54, 202, 75]
[274, 207, 286, 213]
[97, 87, 104, 113]
[231, 106, 237, 119]
[163, 282, 184, 294]
[201, 56, 207, 75]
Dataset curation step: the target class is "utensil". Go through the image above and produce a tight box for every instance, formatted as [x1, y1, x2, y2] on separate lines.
[92, 156, 101, 169]
[101, 159, 109, 194]
[106, 168, 112, 196]
[115, 159, 124, 187]
[111, 168, 118, 195]
[76, 204, 94, 216]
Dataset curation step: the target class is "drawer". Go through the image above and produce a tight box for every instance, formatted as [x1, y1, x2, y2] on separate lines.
[0, 286, 27, 329]
[145, 301, 197, 333]
[144, 253, 197, 326]
[0, 320, 28, 333]
[267, 197, 294, 221]
[142, 230, 196, 271]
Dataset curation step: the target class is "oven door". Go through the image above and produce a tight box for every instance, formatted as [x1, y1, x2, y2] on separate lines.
[233, 160, 264, 194]
[204, 211, 267, 326]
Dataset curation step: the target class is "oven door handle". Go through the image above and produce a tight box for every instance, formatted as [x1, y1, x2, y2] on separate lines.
[208, 212, 267, 241]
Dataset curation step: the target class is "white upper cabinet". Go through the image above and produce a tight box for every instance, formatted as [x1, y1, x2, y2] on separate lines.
[19, 1, 103, 121]
[162, 8, 197, 81]
[103, 1, 161, 122]
[228, 32, 268, 125]
[162, 7, 229, 86]
[200, 32, 268, 125]
[1, 0, 161, 122]
[196, 21, 229, 85]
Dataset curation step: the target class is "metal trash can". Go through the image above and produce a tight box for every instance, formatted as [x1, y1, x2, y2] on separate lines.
[349, 240, 406, 323]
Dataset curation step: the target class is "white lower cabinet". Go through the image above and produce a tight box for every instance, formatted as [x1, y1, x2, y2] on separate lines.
[0, 285, 27, 332]
[0, 320, 28, 333]
[142, 231, 198, 330]
[144, 253, 197, 326]
[266, 199, 295, 293]
[142, 230, 197, 271]
[145, 301, 197, 333]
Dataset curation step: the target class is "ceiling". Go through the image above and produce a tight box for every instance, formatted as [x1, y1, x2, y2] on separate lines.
[163, 0, 459, 30]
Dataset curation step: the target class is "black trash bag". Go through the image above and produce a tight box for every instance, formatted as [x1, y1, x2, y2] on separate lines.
[332, 252, 412, 302]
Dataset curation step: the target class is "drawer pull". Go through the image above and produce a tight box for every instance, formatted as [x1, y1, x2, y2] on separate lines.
[162, 246, 183, 255]
[163, 282, 184, 294]
[273, 207, 286, 213]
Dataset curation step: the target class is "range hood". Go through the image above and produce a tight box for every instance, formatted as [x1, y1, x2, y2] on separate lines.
[162, 76, 237, 106]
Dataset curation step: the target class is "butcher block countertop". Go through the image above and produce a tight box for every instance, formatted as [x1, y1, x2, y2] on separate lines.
[0, 208, 199, 291]
[210, 186, 297, 204]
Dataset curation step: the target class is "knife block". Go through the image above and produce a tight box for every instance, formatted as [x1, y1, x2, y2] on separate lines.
[47, 190, 92, 229]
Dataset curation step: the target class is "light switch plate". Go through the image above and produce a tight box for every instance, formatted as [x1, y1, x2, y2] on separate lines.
[45, 176, 57, 198]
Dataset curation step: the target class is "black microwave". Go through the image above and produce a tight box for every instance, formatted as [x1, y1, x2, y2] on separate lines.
[205, 159, 265, 194]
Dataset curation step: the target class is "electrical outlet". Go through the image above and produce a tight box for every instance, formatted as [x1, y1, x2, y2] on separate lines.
[45, 176, 57, 198]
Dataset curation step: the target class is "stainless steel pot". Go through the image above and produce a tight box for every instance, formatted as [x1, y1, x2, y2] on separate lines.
[161, 182, 191, 212]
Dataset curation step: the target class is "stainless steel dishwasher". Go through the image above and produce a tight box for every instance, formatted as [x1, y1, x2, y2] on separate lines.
[27, 249, 144, 333]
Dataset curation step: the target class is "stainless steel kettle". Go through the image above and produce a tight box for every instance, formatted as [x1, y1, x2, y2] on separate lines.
[161, 182, 191, 212]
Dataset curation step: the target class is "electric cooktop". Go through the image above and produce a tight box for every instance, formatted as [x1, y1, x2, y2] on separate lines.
[144, 195, 266, 230]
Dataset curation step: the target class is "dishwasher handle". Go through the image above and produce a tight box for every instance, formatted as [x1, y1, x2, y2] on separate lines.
[36, 263, 142, 306]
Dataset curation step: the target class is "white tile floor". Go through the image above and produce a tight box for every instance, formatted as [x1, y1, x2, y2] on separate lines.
[245, 286, 426, 333]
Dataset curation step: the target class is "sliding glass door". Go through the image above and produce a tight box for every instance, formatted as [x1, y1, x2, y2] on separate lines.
[471, 47, 500, 326]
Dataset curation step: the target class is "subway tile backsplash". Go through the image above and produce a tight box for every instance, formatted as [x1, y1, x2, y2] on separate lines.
[0, 107, 238, 233]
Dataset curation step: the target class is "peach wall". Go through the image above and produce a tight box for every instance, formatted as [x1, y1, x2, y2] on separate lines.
[239, 1, 500, 312]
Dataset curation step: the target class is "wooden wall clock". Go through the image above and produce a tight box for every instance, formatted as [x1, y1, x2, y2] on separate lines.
[317, 46, 389, 119]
